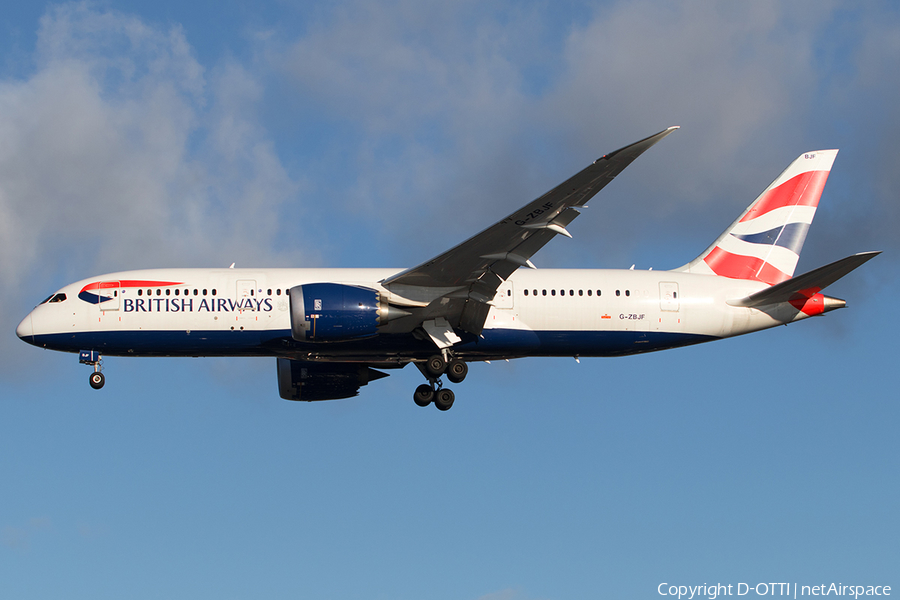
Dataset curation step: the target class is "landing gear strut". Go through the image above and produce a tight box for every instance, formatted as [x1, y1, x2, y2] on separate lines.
[80, 350, 105, 390]
[412, 354, 466, 411]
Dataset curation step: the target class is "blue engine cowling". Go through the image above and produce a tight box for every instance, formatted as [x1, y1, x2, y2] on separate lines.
[289, 283, 407, 342]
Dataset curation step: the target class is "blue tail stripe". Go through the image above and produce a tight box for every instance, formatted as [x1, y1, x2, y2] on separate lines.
[732, 222, 810, 254]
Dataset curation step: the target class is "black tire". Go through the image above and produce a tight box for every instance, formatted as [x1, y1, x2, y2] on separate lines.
[413, 384, 434, 407]
[425, 355, 446, 378]
[446, 359, 468, 384]
[434, 388, 455, 411]
[89, 372, 105, 390]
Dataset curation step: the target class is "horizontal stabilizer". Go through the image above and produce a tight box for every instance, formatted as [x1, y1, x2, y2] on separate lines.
[728, 251, 880, 308]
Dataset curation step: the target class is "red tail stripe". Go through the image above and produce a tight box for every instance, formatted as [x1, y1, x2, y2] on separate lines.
[703, 247, 791, 285]
[739, 170, 830, 223]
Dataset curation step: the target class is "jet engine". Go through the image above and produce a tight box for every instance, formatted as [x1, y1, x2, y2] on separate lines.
[289, 283, 409, 342]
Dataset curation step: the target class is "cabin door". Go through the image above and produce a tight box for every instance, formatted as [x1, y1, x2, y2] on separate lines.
[99, 281, 120, 311]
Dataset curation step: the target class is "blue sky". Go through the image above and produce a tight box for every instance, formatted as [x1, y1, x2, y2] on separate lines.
[1, 2, 898, 599]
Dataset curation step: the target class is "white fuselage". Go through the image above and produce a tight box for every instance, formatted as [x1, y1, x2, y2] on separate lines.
[17, 266, 811, 363]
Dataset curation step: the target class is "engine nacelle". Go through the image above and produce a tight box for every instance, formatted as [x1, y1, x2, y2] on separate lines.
[289, 283, 408, 342]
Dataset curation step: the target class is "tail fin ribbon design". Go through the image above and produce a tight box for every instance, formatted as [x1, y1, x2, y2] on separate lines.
[677, 150, 838, 284]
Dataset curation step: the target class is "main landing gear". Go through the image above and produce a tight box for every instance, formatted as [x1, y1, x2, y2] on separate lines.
[413, 354, 468, 411]
[79, 350, 105, 390]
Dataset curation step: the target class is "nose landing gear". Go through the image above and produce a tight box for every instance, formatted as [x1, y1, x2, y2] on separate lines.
[89, 371, 105, 390]
[412, 354, 467, 411]
[79, 350, 105, 390]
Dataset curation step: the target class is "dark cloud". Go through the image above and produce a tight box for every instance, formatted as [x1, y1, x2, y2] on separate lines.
[269, 1, 897, 271]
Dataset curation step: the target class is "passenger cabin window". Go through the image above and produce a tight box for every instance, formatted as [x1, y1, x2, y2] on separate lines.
[616, 290, 620, 297]
[524, 289, 529, 296]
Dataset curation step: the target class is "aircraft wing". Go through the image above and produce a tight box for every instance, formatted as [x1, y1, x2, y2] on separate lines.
[382, 126, 679, 335]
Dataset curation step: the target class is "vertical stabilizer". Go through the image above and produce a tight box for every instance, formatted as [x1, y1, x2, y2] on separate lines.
[674, 150, 838, 284]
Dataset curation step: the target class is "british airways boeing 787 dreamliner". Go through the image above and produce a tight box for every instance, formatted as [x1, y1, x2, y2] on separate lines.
[16, 127, 879, 410]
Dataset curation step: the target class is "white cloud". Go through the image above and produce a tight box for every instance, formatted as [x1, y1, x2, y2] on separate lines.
[0, 4, 304, 371]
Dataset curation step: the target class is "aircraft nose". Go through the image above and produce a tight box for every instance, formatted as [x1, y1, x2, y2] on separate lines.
[16, 313, 33, 344]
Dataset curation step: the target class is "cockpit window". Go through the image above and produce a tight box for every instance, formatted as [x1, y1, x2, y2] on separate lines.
[48, 293, 67, 303]
[40, 295, 54, 305]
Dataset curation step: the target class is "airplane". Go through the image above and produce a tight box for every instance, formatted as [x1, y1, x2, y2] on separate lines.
[16, 127, 879, 410]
